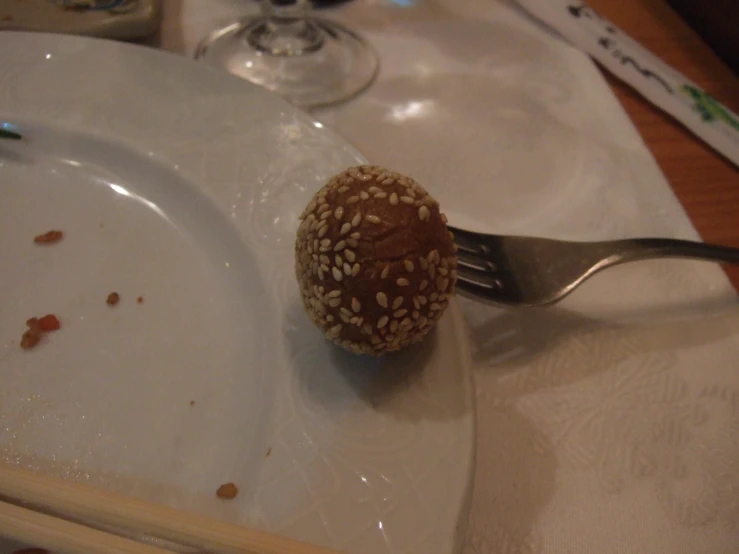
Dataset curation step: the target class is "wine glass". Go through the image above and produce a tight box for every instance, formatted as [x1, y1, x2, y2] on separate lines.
[194, 0, 379, 108]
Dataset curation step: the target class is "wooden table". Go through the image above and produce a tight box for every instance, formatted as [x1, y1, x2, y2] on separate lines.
[587, 0, 739, 289]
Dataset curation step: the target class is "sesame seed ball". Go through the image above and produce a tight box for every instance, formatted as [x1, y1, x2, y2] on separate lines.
[294, 165, 458, 356]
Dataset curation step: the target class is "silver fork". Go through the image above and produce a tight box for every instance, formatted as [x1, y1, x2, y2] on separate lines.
[449, 226, 739, 306]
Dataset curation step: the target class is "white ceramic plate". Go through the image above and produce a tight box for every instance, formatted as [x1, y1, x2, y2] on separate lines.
[0, 33, 475, 554]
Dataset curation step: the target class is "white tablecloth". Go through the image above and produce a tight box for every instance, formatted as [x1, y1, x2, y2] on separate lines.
[156, 1, 739, 552]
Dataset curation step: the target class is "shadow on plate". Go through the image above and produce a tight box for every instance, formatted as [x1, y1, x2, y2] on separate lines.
[283, 298, 470, 423]
[463, 293, 739, 394]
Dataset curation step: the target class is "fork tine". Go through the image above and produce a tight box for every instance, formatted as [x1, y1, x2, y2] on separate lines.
[448, 226, 486, 254]
[454, 268, 509, 302]
[457, 250, 492, 273]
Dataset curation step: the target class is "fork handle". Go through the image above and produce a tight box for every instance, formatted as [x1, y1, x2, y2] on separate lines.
[605, 238, 739, 266]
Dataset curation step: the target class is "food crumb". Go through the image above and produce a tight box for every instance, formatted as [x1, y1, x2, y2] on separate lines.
[38, 314, 61, 332]
[190, 400, 195, 406]
[33, 230, 63, 244]
[265, 447, 271, 457]
[20, 314, 60, 350]
[106, 292, 120, 306]
[216, 483, 238, 499]
[137, 296, 144, 304]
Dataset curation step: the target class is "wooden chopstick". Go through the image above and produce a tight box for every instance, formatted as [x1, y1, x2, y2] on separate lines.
[0, 500, 173, 554]
[0, 462, 343, 554]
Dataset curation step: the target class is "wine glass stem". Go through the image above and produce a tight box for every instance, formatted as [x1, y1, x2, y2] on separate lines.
[249, 0, 324, 57]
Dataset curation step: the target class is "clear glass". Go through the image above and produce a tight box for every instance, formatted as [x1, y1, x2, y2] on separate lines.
[194, 0, 379, 108]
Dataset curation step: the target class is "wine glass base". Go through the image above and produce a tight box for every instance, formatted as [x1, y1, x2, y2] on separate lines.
[194, 16, 379, 108]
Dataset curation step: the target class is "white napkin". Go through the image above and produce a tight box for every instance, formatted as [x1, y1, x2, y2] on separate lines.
[513, 0, 739, 167]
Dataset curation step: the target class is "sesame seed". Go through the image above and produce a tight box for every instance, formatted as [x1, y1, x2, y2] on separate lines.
[404, 260, 414, 272]
[320, 263, 329, 273]
[318, 267, 325, 280]
[401, 318, 413, 328]
[350, 231, 361, 239]
[394, 309, 408, 318]
[344, 250, 356, 262]
[335, 254, 343, 267]
[397, 278, 410, 286]
[335, 207, 344, 219]
[400, 196, 414, 204]
[442, 278, 450, 291]
[441, 213, 448, 224]
[427, 250, 436, 263]
[412, 311, 420, 319]
[344, 263, 352, 275]
[451, 269, 458, 281]
[318, 226, 328, 238]
[413, 297, 420, 310]
[374, 192, 388, 199]
[360, 191, 370, 200]
[347, 196, 360, 204]
[380, 266, 390, 279]
[340, 307, 352, 316]
[340, 222, 352, 235]
[392, 296, 404, 309]
[430, 303, 442, 311]
[368, 186, 381, 194]
[352, 263, 360, 276]
[363, 324, 374, 335]
[317, 203, 330, 214]
[346, 238, 359, 248]
[386, 333, 395, 342]
[382, 178, 394, 185]
[424, 196, 434, 206]
[430, 293, 438, 301]
[441, 257, 449, 269]
[326, 314, 335, 322]
[320, 254, 330, 265]
[320, 210, 332, 221]
[365, 214, 381, 224]
[321, 238, 331, 247]
[370, 334, 381, 344]
[418, 205, 430, 221]
[332, 267, 343, 281]
[418, 295, 428, 305]
[390, 321, 399, 333]
[406, 187, 417, 198]
[377, 316, 389, 329]
[340, 312, 351, 323]
[338, 186, 350, 193]
[330, 324, 342, 335]
[334, 240, 346, 252]
[419, 257, 428, 270]
[350, 213, 361, 228]
[376, 292, 388, 308]
[358, 173, 372, 182]
[328, 298, 341, 308]
[389, 193, 399, 205]
[352, 298, 361, 313]
[328, 290, 341, 298]
[313, 239, 319, 251]
[418, 316, 428, 327]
